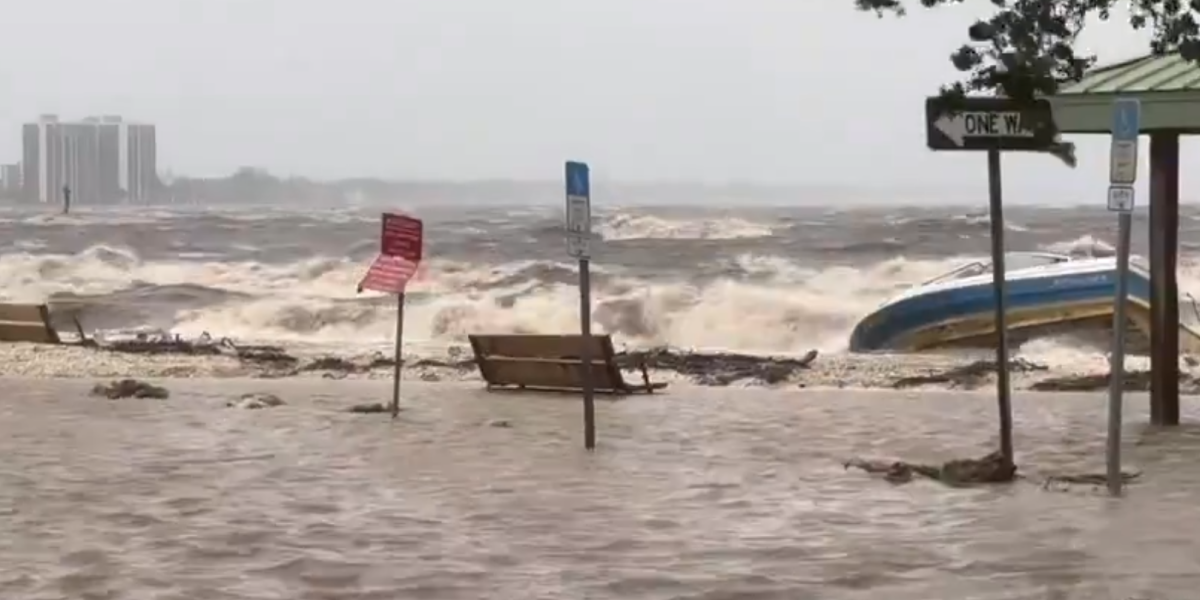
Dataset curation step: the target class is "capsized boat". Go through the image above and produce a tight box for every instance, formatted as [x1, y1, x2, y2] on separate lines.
[848, 251, 1200, 353]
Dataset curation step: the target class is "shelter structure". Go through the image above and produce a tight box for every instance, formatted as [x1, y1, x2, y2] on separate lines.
[1047, 52, 1199, 425]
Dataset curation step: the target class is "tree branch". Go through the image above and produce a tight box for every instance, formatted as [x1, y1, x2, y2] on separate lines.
[855, 0, 1200, 103]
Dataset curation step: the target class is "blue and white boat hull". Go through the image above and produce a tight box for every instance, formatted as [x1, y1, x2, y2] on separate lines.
[849, 253, 1200, 354]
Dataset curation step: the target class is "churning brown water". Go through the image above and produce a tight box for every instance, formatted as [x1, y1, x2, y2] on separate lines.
[3, 378, 1200, 599]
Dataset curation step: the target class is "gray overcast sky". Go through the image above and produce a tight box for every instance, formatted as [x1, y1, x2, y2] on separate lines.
[0, 0, 1189, 200]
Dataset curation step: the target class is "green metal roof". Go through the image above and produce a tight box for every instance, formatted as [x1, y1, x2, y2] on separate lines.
[1059, 52, 1200, 95]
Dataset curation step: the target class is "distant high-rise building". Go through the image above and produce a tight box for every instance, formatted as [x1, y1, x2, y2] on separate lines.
[21, 114, 158, 205]
[97, 117, 122, 203]
[61, 119, 101, 205]
[124, 122, 157, 204]
[23, 115, 63, 204]
[0, 163, 20, 197]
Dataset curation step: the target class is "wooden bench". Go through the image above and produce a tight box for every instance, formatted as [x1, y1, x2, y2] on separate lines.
[468, 334, 668, 395]
[0, 303, 62, 344]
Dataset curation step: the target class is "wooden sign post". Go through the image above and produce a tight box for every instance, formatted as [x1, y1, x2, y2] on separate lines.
[357, 213, 424, 418]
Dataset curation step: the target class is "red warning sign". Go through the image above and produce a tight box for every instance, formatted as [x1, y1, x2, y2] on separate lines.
[381, 212, 423, 261]
[358, 213, 423, 294]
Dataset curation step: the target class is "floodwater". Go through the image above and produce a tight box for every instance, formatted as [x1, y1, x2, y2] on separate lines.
[2, 378, 1200, 599]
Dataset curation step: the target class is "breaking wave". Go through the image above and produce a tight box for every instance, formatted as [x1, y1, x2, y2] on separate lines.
[4, 200, 1200, 370]
[596, 213, 778, 240]
[5, 239, 1198, 360]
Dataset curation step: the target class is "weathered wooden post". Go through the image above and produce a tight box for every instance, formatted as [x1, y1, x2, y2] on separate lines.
[1149, 132, 1181, 426]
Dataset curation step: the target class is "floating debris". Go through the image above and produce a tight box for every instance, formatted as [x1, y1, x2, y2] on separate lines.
[91, 379, 169, 400]
[233, 346, 298, 368]
[1030, 370, 1200, 393]
[298, 356, 361, 374]
[226, 392, 286, 409]
[90, 334, 820, 386]
[90, 333, 476, 379]
[845, 451, 1145, 490]
[618, 347, 818, 386]
[346, 402, 390, 414]
[1042, 471, 1141, 490]
[890, 358, 1047, 389]
[101, 335, 224, 356]
[844, 451, 1018, 486]
[361, 355, 475, 371]
[72, 331, 1173, 394]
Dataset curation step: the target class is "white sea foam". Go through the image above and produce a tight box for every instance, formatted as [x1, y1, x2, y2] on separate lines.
[5, 241, 1196, 368]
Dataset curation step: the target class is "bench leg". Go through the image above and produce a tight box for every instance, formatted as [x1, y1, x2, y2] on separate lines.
[72, 315, 92, 346]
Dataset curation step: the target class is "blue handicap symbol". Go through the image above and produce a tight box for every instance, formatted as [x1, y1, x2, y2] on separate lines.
[1112, 99, 1141, 141]
[565, 161, 590, 197]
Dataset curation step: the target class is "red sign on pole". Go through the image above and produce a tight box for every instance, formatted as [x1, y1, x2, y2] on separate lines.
[381, 212, 423, 262]
[358, 213, 423, 294]
[359, 254, 419, 294]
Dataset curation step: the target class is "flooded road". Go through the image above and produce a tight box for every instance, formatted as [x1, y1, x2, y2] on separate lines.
[2, 378, 1199, 599]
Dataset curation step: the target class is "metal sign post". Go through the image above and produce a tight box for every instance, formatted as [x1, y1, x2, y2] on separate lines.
[925, 96, 1062, 464]
[357, 213, 424, 419]
[1106, 98, 1141, 496]
[565, 160, 596, 450]
[391, 293, 405, 419]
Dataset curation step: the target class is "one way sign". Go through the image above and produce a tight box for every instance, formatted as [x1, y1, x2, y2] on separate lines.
[925, 97, 1058, 152]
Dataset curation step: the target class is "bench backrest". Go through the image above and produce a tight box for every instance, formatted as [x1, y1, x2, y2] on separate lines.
[0, 303, 59, 344]
[468, 334, 625, 391]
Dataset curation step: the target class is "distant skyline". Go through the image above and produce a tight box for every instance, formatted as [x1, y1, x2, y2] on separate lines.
[2, 1, 1195, 204]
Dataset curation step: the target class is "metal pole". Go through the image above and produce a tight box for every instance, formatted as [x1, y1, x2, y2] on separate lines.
[1106, 212, 1133, 495]
[987, 149, 1014, 461]
[579, 258, 596, 450]
[391, 292, 405, 419]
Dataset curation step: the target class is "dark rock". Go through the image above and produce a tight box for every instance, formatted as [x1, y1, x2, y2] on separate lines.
[91, 379, 170, 400]
[486, 419, 513, 428]
[891, 358, 1046, 389]
[226, 393, 286, 409]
